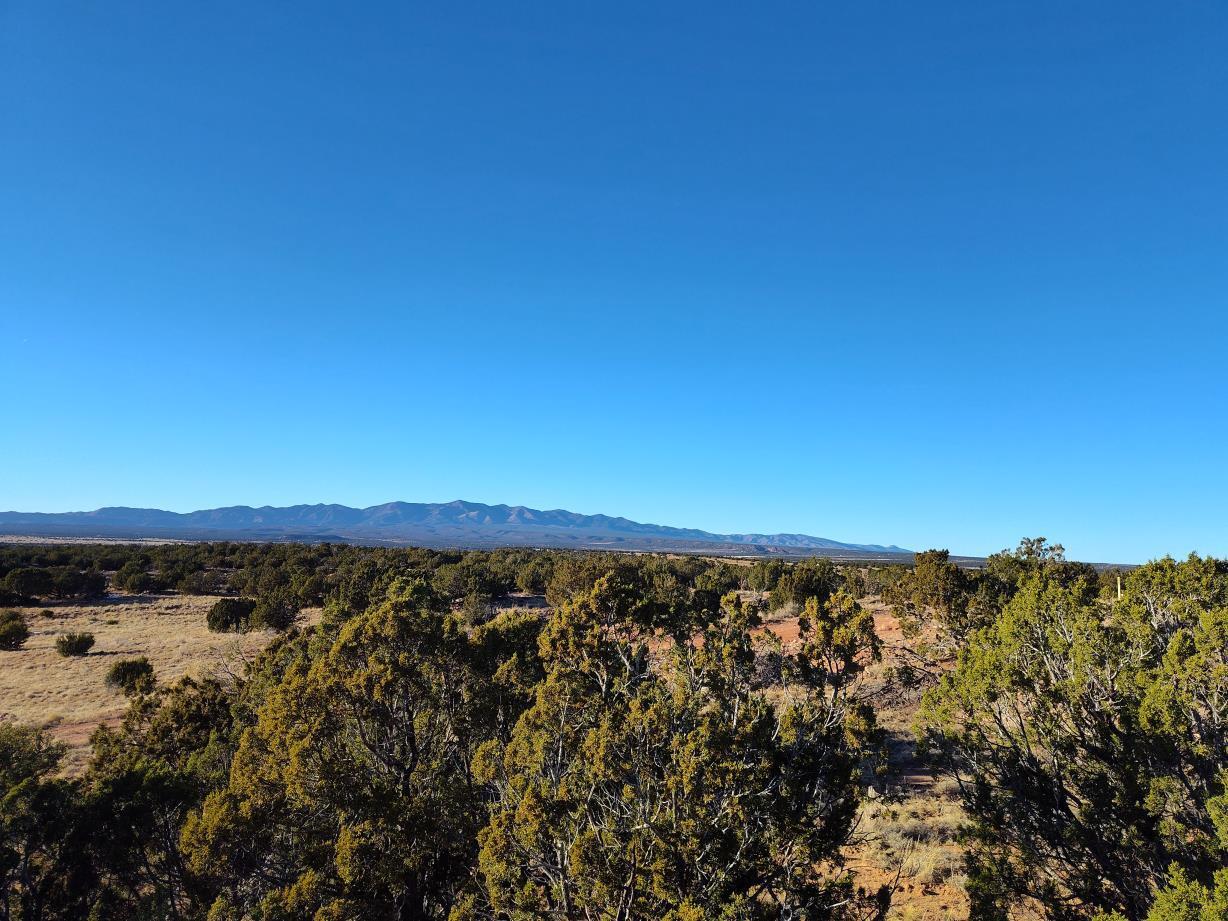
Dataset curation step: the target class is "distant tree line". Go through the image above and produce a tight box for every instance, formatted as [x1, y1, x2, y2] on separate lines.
[0, 540, 870, 634]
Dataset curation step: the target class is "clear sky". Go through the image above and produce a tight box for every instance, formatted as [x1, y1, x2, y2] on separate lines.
[2, 2, 1225, 562]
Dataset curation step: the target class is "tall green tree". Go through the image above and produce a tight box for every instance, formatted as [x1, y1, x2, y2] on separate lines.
[0, 726, 94, 921]
[463, 579, 885, 920]
[183, 581, 542, 920]
[82, 675, 237, 919]
[920, 555, 1228, 920]
[770, 559, 841, 613]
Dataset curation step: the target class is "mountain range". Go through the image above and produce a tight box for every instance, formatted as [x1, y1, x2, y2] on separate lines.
[0, 501, 912, 559]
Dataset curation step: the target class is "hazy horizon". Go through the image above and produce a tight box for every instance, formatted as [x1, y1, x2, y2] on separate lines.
[0, 496, 1185, 563]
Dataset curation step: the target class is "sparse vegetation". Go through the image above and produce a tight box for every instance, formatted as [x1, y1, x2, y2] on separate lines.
[0, 608, 29, 650]
[205, 596, 256, 632]
[104, 656, 155, 695]
[55, 631, 95, 656]
[0, 540, 1222, 919]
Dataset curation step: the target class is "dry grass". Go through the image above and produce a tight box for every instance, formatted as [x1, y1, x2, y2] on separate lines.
[0, 595, 316, 775]
[850, 790, 969, 919]
[842, 603, 970, 920]
[858, 793, 966, 879]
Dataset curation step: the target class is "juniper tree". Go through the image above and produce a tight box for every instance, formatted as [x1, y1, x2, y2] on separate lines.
[183, 581, 542, 920]
[463, 579, 885, 920]
[919, 555, 1228, 920]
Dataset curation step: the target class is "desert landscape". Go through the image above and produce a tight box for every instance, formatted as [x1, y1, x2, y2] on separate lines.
[4, 4, 1223, 919]
[0, 594, 318, 775]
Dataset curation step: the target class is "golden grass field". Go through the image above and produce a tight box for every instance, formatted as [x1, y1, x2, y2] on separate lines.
[0, 594, 318, 775]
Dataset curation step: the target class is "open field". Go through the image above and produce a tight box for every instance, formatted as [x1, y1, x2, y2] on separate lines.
[0, 594, 318, 774]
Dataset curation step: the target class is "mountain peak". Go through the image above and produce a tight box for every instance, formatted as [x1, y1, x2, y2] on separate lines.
[0, 501, 912, 559]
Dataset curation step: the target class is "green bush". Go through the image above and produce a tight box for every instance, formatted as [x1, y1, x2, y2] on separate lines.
[206, 597, 256, 633]
[114, 559, 162, 594]
[251, 590, 299, 631]
[50, 567, 109, 600]
[0, 609, 30, 650]
[3, 567, 53, 600]
[105, 657, 155, 695]
[55, 632, 95, 657]
[176, 570, 220, 595]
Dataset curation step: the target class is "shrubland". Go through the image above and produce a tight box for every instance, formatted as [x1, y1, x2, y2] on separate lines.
[0, 539, 1221, 920]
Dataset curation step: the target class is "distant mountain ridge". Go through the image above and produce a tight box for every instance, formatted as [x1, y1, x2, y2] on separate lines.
[0, 501, 911, 558]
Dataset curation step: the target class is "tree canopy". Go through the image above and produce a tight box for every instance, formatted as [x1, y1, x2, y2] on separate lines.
[919, 554, 1228, 920]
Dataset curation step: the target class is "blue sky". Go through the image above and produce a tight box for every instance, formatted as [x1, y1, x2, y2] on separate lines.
[2, 2, 1225, 562]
